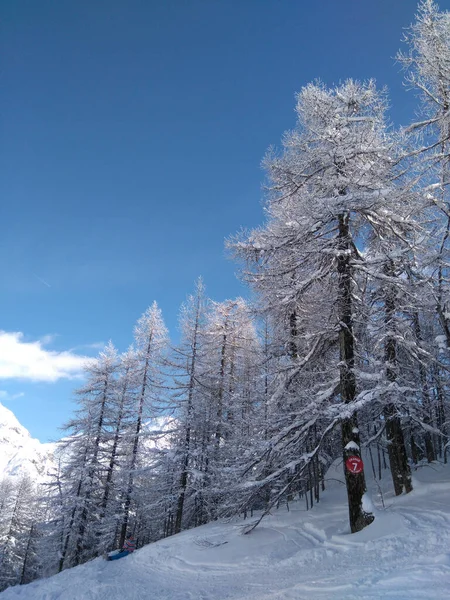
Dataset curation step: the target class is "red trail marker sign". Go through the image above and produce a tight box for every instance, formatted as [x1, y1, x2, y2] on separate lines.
[345, 456, 364, 474]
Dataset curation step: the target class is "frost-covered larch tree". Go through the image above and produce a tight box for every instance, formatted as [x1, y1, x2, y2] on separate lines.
[168, 278, 210, 534]
[56, 342, 120, 569]
[198, 298, 261, 521]
[397, 0, 450, 460]
[363, 223, 419, 495]
[96, 347, 139, 553]
[0, 476, 40, 592]
[398, 0, 450, 344]
[231, 80, 421, 532]
[118, 302, 168, 547]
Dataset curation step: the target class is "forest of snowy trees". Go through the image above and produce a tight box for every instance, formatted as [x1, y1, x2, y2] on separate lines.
[2, 0, 450, 591]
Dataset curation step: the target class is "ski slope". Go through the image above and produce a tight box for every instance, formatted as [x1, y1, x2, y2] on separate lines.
[2, 461, 450, 600]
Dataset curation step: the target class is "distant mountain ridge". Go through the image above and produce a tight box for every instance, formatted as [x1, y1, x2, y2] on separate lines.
[0, 402, 55, 482]
[0, 402, 173, 483]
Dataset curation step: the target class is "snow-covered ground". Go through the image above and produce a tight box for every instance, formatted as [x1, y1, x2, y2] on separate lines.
[2, 460, 450, 600]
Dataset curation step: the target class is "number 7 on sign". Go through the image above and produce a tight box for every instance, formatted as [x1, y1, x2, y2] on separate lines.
[345, 456, 364, 474]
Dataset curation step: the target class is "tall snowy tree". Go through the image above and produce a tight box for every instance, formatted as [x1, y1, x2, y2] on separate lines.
[169, 279, 210, 534]
[397, 0, 450, 460]
[0, 476, 40, 592]
[57, 342, 120, 569]
[231, 80, 422, 532]
[96, 347, 139, 553]
[118, 302, 168, 547]
[398, 0, 450, 343]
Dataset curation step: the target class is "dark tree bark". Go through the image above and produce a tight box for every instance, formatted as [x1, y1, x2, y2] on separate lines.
[20, 523, 35, 585]
[119, 334, 153, 548]
[412, 312, 436, 463]
[383, 261, 412, 496]
[59, 444, 90, 572]
[98, 362, 132, 549]
[174, 293, 202, 534]
[338, 212, 374, 533]
[289, 310, 298, 359]
[74, 375, 110, 565]
[384, 406, 412, 495]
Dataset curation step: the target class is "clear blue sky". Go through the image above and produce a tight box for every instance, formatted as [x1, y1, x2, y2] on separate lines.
[1, 0, 424, 441]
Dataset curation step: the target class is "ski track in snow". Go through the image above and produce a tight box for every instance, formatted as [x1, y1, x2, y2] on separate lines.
[2, 463, 450, 600]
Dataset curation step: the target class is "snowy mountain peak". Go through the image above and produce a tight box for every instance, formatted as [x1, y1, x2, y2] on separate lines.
[0, 402, 55, 482]
[0, 402, 30, 438]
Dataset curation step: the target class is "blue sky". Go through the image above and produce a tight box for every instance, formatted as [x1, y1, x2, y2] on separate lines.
[1, 0, 424, 441]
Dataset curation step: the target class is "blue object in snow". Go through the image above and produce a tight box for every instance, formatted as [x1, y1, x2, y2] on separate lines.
[107, 550, 130, 561]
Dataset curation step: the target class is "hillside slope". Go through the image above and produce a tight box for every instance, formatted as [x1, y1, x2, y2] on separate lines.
[1, 461, 449, 600]
[0, 402, 55, 481]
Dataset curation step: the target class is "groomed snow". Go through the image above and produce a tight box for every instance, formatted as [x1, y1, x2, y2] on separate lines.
[2, 460, 449, 600]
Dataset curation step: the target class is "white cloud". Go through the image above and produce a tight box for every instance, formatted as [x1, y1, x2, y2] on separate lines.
[0, 332, 88, 382]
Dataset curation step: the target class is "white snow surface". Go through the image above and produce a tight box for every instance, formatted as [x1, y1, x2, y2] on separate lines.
[0, 402, 55, 481]
[2, 460, 450, 600]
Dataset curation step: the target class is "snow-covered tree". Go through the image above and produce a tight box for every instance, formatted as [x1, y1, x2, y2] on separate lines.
[56, 342, 120, 569]
[168, 279, 210, 534]
[398, 0, 450, 342]
[201, 298, 261, 519]
[0, 476, 40, 591]
[118, 302, 168, 547]
[397, 0, 450, 460]
[230, 80, 423, 532]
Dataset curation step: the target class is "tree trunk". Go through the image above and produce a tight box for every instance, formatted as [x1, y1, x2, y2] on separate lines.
[338, 212, 374, 533]
[384, 406, 412, 495]
[174, 292, 204, 534]
[59, 445, 89, 572]
[383, 261, 412, 495]
[98, 367, 130, 549]
[120, 335, 153, 548]
[20, 524, 34, 585]
[75, 376, 110, 565]
[412, 311, 436, 463]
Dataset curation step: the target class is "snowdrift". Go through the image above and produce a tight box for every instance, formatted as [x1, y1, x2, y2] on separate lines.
[1, 460, 450, 600]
